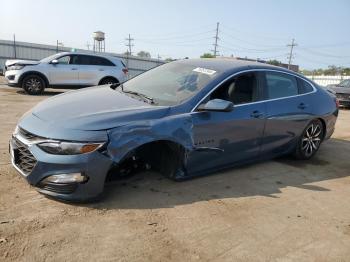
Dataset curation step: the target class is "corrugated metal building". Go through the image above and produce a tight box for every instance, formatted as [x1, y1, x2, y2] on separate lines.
[0, 39, 164, 77]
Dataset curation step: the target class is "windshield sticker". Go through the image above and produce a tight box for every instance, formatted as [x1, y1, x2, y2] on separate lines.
[193, 67, 216, 76]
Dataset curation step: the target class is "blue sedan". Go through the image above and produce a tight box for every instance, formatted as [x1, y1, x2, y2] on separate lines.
[9, 59, 338, 201]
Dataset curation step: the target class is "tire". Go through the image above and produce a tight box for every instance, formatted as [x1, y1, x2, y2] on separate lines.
[22, 74, 46, 95]
[294, 119, 324, 160]
[99, 77, 118, 85]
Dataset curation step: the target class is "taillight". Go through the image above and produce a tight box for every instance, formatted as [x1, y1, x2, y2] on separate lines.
[335, 98, 340, 108]
[122, 68, 128, 74]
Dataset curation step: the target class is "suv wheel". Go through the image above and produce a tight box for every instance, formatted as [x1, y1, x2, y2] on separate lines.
[100, 77, 118, 85]
[294, 119, 324, 160]
[22, 75, 46, 95]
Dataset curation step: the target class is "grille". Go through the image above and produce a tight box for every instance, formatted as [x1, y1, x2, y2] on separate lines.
[336, 93, 350, 100]
[13, 138, 37, 175]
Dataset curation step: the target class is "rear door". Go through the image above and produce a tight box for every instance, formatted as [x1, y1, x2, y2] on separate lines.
[260, 71, 314, 156]
[73, 55, 109, 86]
[48, 55, 79, 85]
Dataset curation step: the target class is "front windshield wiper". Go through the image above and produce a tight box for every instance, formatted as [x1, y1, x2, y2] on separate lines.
[123, 90, 155, 104]
[111, 84, 155, 104]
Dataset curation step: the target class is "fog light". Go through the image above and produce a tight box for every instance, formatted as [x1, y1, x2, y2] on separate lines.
[41, 173, 88, 184]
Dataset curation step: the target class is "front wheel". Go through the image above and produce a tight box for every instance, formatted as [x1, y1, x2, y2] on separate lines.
[99, 77, 118, 85]
[294, 119, 324, 160]
[22, 75, 46, 95]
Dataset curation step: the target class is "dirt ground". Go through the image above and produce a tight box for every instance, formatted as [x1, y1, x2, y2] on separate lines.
[0, 80, 350, 262]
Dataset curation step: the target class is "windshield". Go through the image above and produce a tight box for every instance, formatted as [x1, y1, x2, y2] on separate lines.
[339, 79, 350, 87]
[121, 62, 219, 106]
[40, 53, 64, 63]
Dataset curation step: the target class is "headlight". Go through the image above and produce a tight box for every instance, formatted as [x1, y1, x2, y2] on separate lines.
[7, 65, 24, 70]
[37, 141, 105, 155]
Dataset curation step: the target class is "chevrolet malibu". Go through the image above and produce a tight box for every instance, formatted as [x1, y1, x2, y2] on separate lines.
[9, 59, 338, 202]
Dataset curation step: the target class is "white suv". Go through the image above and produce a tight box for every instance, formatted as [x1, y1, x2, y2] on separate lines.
[5, 52, 128, 95]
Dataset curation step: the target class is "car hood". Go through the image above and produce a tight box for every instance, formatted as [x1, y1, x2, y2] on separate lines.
[328, 86, 350, 94]
[29, 85, 170, 131]
[5, 59, 39, 67]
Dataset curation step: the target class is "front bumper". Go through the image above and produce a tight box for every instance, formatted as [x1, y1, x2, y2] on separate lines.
[5, 70, 21, 86]
[9, 135, 113, 202]
[338, 99, 350, 107]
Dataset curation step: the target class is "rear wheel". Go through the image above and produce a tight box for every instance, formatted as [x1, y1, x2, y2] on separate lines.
[22, 75, 46, 95]
[294, 119, 324, 160]
[99, 77, 118, 85]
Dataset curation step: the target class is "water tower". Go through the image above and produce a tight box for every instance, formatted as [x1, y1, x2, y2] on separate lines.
[93, 31, 105, 52]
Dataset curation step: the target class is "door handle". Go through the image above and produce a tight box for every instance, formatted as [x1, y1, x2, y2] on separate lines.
[71, 68, 78, 70]
[250, 110, 264, 119]
[98, 68, 104, 71]
[298, 103, 308, 110]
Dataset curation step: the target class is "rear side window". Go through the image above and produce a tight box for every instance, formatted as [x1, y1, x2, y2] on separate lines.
[72, 55, 90, 65]
[298, 79, 314, 94]
[265, 72, 298, 99]
[91, 57, 115, 66]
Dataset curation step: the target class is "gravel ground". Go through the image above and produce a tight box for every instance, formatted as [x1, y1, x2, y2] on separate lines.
[0, 79, 350, 262]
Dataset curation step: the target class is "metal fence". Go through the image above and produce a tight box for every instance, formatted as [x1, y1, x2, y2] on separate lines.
[0, 39, 164, 78]
[304, 75, 350, 86]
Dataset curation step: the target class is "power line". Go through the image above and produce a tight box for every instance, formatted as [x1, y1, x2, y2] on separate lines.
[125, 34, 134, 55]
[211, 22, 220, 57]
[287, 38, 297, 69]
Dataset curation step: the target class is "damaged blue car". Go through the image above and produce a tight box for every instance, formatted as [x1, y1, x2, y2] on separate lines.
[9, 59, 338, 201]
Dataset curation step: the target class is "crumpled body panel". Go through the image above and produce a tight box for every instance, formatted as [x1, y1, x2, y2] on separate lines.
[107, 114, 195, 163]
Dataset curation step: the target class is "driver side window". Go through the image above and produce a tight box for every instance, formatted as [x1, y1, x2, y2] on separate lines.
[56, 55, 71, 65]
[210, 72, 259, 105]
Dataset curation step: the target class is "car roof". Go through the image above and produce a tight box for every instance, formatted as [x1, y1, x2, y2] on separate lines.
[176, 58, 296, 75]
[57, 52, 122, 60]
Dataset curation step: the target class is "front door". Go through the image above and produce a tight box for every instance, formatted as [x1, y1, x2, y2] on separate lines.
[186, 72, 266, 174]
[48, 55, 79, 85]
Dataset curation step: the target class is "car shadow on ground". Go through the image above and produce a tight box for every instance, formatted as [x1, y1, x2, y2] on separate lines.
[80, 138, 350, 210]
[16, 89, 68, 96]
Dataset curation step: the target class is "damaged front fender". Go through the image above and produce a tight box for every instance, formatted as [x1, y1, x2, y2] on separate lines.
[106, 114, 195, 164]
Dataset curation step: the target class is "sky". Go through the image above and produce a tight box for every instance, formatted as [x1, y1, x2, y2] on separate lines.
[0, 0, 349, 69]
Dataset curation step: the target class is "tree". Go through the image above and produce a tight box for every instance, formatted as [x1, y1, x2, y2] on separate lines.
[164, 58, 175, 62]
[137, 51, 151, 58]
[266, 59, 282, 66]
[200, 53, 215, 58]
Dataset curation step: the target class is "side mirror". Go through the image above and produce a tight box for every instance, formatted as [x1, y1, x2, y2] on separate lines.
[197, 99, 234, 112]
[51, 59, 58, 65]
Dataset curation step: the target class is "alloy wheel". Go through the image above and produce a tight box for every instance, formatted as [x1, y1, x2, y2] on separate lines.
[25, 77, 42, 93]
[301, 123, 322, 157]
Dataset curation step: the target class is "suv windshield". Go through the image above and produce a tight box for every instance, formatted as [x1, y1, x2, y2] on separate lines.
[121, 62, 219, 106]
[339, 79, 350, 87]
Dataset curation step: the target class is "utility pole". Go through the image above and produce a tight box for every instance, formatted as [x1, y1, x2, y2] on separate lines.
[211, 22, 220, 57]
[56, 40, 59, 53]
[287, 38, 297, 69]
[125, 34, 134, 56]
[13, 34, 17, 58]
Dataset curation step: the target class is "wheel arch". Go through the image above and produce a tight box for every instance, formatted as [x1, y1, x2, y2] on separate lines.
[317, 117, 327, 140]
[107, 139, 188, 181]
[19, 71, 49, 87]
[98, 76, 119, 85]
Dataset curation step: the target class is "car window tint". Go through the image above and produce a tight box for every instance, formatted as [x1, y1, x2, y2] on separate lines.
[265, 72, 298, 99]
[73, 55, 91, 65]
[56, 55, 70, 64]
[299, 79, 314, 94]
[97, 57, 114, 66]
[210, 73, 258, 105]
[339, 79, 350, 87]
